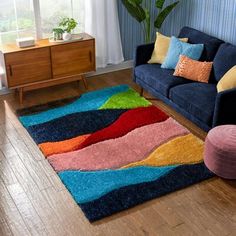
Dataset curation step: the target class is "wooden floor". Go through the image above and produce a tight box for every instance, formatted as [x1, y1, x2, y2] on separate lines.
[0, 69, 235, 236]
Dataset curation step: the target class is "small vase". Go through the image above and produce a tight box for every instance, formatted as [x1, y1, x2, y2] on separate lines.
[62, 32, 72, 41]
[53, 32, 63, 41]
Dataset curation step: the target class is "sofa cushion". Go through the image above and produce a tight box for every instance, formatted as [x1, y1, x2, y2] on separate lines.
[169, 83, 217, 125]
[135, 64, 190, 97]
[217, 66, 236, 92]
[148, 32, 188, 64]
[161, 37, 204, 69]
[174, 55, 213, 83]
[178, 27, 224, 62]
[213, 43, 236, 82]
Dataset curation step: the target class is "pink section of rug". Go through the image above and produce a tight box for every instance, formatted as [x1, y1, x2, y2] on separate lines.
[48, 118, 189, 172]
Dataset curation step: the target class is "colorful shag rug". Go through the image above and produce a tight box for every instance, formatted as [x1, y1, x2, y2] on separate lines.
[17, 85, 214, 222]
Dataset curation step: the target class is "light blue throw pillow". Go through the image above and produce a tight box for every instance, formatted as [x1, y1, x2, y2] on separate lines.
[161, 36, 204, 69]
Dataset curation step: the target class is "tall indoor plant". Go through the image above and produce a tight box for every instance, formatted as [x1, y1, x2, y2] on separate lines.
[121, 0, 179, 43]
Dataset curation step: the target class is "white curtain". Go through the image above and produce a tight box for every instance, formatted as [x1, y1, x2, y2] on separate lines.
[84, 0, 124, 68]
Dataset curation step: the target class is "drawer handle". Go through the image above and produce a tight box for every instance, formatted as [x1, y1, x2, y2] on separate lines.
[89, 51, 92, 62]
[9, 65, 13, 76]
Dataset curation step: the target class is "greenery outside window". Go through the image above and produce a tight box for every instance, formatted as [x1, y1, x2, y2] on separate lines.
[0, 0, 84, 44]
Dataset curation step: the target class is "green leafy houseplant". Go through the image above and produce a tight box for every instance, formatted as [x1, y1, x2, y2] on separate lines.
[59, 17, 78, 33]
[52, 28, 64, 40]
[121, 0, 179, 43]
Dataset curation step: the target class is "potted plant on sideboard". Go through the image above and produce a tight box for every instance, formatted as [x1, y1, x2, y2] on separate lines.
[52, 28, 64, 41]
[59, 17, 78, 41]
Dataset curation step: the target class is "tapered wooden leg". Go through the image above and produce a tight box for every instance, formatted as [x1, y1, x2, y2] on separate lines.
[140, 87, 144, 96]
[19, 88, 23, 104]
[81, 75, 88, 90]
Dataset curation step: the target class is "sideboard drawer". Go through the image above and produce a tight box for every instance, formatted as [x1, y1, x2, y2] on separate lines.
[5, 48, 52, 87]
[51, 40, 95, 78]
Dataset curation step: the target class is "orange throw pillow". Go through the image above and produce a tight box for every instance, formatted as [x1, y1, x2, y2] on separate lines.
[174, 55, 213, 83]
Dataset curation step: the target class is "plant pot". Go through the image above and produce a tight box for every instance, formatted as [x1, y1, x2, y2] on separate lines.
[53, 32, 63, 41]
[62, 32, 72, 41]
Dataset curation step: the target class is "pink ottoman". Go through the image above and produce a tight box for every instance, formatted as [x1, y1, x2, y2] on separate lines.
[204, 125, 236, 179]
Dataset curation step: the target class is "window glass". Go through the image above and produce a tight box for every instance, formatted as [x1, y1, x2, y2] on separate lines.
[40, 0, 72, 38]
[0, 0, 35, 44]
[0, 0, 16, 33]
[39, 0, 84, 38]
[0, 0, 84, 44]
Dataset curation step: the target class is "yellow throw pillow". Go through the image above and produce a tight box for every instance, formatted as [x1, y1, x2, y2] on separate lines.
[217, 66, 236, 92]
[148, 33, 188, 64]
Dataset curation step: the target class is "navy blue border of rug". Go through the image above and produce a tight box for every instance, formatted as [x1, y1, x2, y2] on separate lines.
[76, 163, 213, 222]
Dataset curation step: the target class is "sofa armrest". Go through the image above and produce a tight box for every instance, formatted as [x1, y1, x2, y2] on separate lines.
[213, 88, 236, 127]
[134, 43, 154, 67]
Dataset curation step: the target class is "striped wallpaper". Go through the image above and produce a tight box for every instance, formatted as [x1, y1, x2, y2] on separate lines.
[118, 0, 236, 60]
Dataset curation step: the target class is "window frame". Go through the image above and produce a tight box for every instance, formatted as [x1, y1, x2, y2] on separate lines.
[33, 0, 42, 39]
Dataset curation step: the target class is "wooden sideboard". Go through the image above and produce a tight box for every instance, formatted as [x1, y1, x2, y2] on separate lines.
[0, 33, 96, 103]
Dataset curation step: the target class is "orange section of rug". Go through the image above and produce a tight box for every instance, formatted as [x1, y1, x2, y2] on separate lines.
[39, 134, 90, 157]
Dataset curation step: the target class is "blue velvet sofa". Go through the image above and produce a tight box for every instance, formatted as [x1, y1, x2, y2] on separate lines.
[134, 27, 236, 132]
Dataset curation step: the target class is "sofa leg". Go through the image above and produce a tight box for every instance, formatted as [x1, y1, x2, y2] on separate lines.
[139, 87, 159, 101]
[140, 87, 144, 96]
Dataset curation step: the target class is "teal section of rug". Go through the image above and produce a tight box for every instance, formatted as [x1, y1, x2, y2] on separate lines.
[58, 166, 176, 204]
[19, 85, 129, 127]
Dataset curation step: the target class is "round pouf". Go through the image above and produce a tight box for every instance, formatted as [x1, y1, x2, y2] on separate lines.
[204, 125, 236, 179]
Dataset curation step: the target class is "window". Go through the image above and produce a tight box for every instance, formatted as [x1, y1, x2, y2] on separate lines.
[39, 0, 84, 38]
[0, 0, 84, 44]
[0, 0, 35, 44]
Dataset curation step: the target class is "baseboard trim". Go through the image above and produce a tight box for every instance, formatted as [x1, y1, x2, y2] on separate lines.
[0, 87, 12, 95]
[87, 60, 133, 77]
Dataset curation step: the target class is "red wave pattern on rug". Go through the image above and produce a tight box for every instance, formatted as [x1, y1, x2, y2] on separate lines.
[39, 106, 168, 157]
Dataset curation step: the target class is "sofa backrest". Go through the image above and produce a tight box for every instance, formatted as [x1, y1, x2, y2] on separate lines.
[213, 43, 236, 82]
[178, 27, 224, 62]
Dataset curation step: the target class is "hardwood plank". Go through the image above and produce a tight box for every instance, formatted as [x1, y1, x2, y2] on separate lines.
[0, 122, 22, 142]
[0, 126, 10, 145]
[172, 223, 197, 236]
[7, 183, 48, 235]
[0, 143, 18, 158]
[3, 104, 44, 161]
[41, 187, 98, 236]
[2, 153, 67, 235]
[0, 221, 13, 236]
[0, 181, 31, 236]
[5, 152, 47, 202]
[5, 140, 51, 190]
[126, 207, 167, 235]
[26, 186, 67, 236]
[0, 159, 18, 186]
[152, 197, 184, 228]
